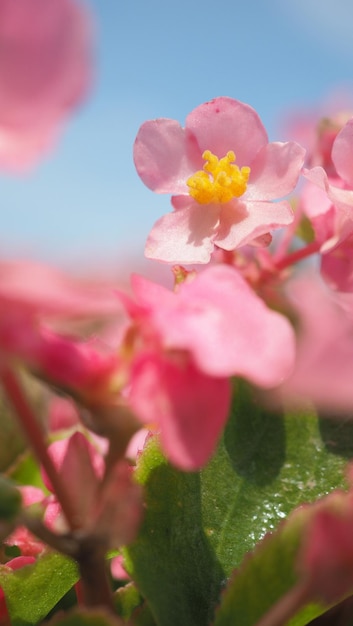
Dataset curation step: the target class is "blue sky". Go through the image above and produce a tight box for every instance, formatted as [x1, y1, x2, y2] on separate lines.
[1, 0, 353, 272]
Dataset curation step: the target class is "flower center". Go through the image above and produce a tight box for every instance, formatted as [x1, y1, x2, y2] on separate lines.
[186, 150, 250, 204]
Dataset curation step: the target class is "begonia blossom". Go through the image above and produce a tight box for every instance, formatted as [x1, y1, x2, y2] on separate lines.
[297, 491, 353, 605]
[279, 274, 353, 412]
[115, 264, 296, 469]
[0, 0, 92, 169]
[281, 91, 353, 175]
[134, 97, 305, 264]
[0, 260, 123, 403]
[301, 118, 353, 291]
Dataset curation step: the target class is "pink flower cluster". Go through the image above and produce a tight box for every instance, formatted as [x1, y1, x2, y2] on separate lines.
[1, 3, 353, 619]
[1, 3, 353, 604]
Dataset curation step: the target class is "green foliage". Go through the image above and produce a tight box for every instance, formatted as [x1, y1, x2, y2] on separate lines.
[124, 382, 351, 626]
[0, 552, 79, 626]
[0, 475, 22, 521]
[114, 582, 143, 620]
[0, 393, 27, 472]
[212, 505, 325, 626]
[9, 449, 47, 490]
[1, 382, 351, 625]
[47, 607, 124, 625]
[0, 372, 48, 472]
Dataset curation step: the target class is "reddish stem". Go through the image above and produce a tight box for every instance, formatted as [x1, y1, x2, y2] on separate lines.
[0, 366, 79, 530]
[274, 241, 321, 272]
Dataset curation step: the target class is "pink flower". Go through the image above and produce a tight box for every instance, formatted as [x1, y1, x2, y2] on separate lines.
[279, 274, 353, 412]
[5, 486, 57, 556]
[0, 259, 123, 403]
[134, 97, 305, 264]
[297, 491, 353, 604]
[280, 91, 353, 176]
[0, 0, 92, 170]
[301, 118, 353, 291]
[116, 264, 296, 469]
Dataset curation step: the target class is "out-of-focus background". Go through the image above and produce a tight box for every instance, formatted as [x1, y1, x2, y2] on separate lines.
[1, 0, 352, 271]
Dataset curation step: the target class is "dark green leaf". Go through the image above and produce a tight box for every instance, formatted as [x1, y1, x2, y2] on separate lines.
[0, 475, 22, 520]
[124, 382, 350, 626]
[46, 607, 124, 625]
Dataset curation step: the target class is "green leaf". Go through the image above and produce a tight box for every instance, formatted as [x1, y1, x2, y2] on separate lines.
[124, 382, 350, 626]
[295, 215, 315, 244]
[46, 607, 124, 626]
[0, 371, 48, 472]
[8, 449, 47, 490]
[213, 504, 325, 626]
[124, 437, 223, 626]
[114, 582, 143, 620]
[200, 383, 350, 574]
[0, 392, 27, 472]
[0, 475, 22, 520]
[0, 551, 79, 626]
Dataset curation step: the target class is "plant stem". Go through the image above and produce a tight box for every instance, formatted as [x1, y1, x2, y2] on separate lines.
[0, 366, 79, 530]
[76, 536, 115, 611]
[274, 241, 321, 272]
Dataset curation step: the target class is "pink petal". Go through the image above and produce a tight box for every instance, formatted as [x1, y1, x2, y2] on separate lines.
[300, 179, 333, 221]
[332, 118, 353, 188]
[133, 118, 201, 194]
[130, 273, 174, 311]
[145, 265, 296, 386]
[0, 0, 92, 169]
[145, 204, 220, 264]
[129, 353, 231, 470]
[111, 555, 129, 580]
[90, 460, 142, 547]
[321, 238, 353, 291]
[185, 97, 268, 167]
[44, 433, 103, 526]
[0, 259, 121, 318]
[216, 200, 293, 250]
[48, 396, 80, 432]
[281, 274, 353, 411]
[246, 141, 305, 200]
[22, 327, 118, 399]
[298, 494, 353, 604]
[301, 183, 335, 249]
[180, 266, 295, 385]
[6, 556, 36, 570]
[303, 167, 353, 251]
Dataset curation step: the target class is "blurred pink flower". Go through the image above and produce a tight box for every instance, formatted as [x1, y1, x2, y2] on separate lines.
[134, 96, 305, 264]
[5, 486, 57, 556]
[280, 274, 353, 412]
[297, 491, 353, 604]
[116, 264, 296, 469]
[0, 259, 123, 403]
[302, 119, 353, 291]
[0, 0, 92, 169]
[48, 396, 80, 432]
[45, 433, 142, 547]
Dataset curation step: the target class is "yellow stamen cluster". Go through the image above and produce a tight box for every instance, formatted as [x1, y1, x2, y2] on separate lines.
[187, 150, 250, 205]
